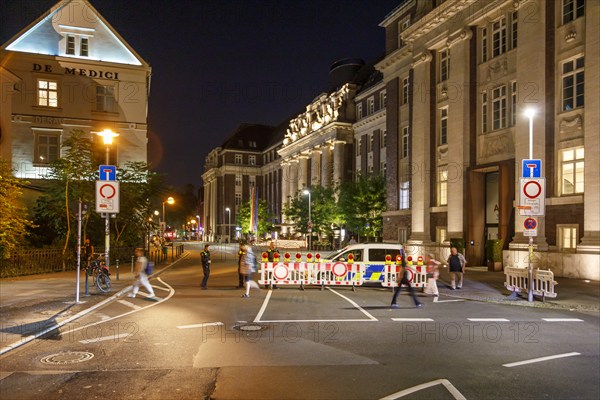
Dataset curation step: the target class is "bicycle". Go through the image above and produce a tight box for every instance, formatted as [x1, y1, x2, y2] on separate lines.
[85, 255, 112, 293]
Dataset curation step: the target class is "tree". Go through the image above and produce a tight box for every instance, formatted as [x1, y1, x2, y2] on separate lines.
[283, 186, 341, 238]
[338, 174, 386, 239]
[236, 199, 275, 238]
[0, 159, 34, 258]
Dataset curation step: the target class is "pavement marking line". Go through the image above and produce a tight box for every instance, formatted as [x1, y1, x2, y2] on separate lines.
[177, 322, 224, 329]
[79, 332, 131, 344]
[253, 288, 273, 323]
[117, 299, 142, 310]
[542, 318, 584, 322]
[433, 297, 464, 303]
[468, 318, 510, 322]
[391, 318, 434, 322]
[151, 285, 171, 292]
[0, 255, 185, 356]
[379, 378, 466, 400]
[502, 352, 581, 368]
[327, 288, 378, 321]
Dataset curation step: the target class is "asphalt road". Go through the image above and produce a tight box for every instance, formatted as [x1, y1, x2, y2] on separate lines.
[1, 243, 598, 400]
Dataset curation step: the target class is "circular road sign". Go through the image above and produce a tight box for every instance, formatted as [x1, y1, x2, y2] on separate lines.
[523, 180, 542, 199]
[524, 217, 537, 230]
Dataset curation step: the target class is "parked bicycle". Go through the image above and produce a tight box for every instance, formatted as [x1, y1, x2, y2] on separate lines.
[85, 255, 112, 293]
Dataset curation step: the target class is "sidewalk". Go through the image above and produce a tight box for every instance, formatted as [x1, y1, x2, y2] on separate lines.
[0, 260, 176, 354]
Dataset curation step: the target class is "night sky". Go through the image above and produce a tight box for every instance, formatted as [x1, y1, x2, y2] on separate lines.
[1, 0, 400, 188]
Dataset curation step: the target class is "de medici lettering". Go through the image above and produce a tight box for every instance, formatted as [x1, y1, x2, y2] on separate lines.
[32, 64, 119, 80]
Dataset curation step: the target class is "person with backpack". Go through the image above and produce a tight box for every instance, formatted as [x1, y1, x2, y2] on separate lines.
[129, 247, 156, 299]
[240, 244, 259, 298]
[200, 244, 211, 289]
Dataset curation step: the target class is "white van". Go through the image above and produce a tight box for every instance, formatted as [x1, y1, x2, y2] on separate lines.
[323, 243, 404, 283]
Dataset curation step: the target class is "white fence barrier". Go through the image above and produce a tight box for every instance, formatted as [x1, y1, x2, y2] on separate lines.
[382, 264, 428, 288]
[504, 267, 558, 299]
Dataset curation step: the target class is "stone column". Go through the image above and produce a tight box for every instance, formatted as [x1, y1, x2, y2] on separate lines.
[311, 149, 322, 186]
[580, 1, 600, 249]
[321, 144, 332, 188]
[298, 154, 309, 191]
[446, 29, 472, 240]
[289, 158, 299, 199]
[332, 140, 345, 186]
[511, 0, 548, 249]
[409, 50, 433, 243]
[281, 161, 290, 213]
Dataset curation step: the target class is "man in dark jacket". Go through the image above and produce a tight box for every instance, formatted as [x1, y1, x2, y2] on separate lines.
[200, 244, 211, 289]
[390, 247, 422, 308]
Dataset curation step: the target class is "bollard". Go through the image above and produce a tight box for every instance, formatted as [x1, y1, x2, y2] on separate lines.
[115, 259, 119, 281]
[84, 268, 90, 296]
[131, 255, 135, 274]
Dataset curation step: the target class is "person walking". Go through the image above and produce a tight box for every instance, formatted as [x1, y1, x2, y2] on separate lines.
[200, 244, 211, 289]
[447, 247, 467, 289]
[391, 248, 422, 308]
[237, 242, 245, 288]
[423, 253, 441, 297]
[129, 247, 156, 299]
[240, 244, 259, 298]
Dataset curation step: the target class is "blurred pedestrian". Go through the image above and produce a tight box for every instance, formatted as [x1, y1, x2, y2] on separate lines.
[423, 253, 440, 297]
[240, 244, 259, 298]
[83, 238, 94, 267]
[237, 242, 245, 288]
[200, 244, 211, 289]
[348, 236, 357, 245]
[447, 247, 467, 290]
[391, 248, 422, 308]
[266, 241, 279, 289]
[129, 248, 156, 299]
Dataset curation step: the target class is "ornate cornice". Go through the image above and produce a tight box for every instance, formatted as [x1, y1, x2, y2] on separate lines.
[412, 50, 433, 68]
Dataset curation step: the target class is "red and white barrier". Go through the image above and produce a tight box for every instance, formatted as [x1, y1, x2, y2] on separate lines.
[382, 265, 428, 288]
[313, 262, 364, 287]
[259, 262, 310, 286]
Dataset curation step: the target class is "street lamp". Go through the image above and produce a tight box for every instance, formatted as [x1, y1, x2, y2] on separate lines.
[96, 129, 119, 270]
[225, 207, 231, 243]
[524, 108, 535, 160]
[303, 189, 312, 251]
[162, 196, 175, 241]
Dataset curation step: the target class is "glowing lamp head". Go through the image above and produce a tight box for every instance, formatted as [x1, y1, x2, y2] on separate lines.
[167, 197, 175, 205]
[98, 129, 119, 145]
[524, 108, 536, 119]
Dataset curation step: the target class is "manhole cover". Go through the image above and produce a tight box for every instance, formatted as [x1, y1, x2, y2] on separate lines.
[40, 351, 94, 365]
[234, 324, 268, 332]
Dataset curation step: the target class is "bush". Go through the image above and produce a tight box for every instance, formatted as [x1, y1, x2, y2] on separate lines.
[485, 239, 503, 262]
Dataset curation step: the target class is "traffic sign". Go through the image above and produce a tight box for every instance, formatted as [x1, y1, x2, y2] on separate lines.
[519, 178, 545, 216]
[523, 217, 538, 237]
[95, 181, 120, 213]
[99, 165, 117, 181]
[522, 159, 542, 178]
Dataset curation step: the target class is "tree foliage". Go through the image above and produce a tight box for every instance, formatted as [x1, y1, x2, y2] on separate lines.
[338, 174, 386, 239]
[0, 159, 34, 258]
[283, 186, 341, 237]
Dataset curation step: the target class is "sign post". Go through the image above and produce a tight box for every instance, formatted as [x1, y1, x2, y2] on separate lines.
[96, 169, 119, 272]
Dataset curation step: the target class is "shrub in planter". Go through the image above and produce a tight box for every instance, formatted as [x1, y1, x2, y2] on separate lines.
[485, 239, 503, 271]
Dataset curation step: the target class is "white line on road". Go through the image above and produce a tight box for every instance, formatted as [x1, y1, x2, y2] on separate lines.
[253, 288, 273, 323]
[177, 322, 224, 329]
[468, 318, 510, 322]
[79, 332, 131, 344]
[152, 285, 171, 292]
[502, 352, 581, 368]
[433, 297, 464, 303]
[391, 318, 434, 322]
[379, 378, 466, 400]
[117, 300, 142, 310]
[542, 318, 584, 322]
[327, 288, 378, 321]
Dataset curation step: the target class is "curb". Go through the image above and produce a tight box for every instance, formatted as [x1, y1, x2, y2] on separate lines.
[0, 252, 189, 356]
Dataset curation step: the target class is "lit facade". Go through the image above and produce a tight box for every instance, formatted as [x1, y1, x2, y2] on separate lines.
[0, 0, 151, 182]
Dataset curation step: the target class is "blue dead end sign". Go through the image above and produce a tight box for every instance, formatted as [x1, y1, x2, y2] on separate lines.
[99, 165, 116, 181]
[522, 159, 541, 178]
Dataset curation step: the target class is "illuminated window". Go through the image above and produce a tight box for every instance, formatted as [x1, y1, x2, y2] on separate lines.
[37, 79, 58, 107]
[563, 0, 585, 24]
[380, 91, 387, 109]
[510, 82, 517, 126]
[436, 227, 447, 244]
[96, 85, 115, 112]
[235, 193, 242, 206]
[381, 161, 387, 176]
[399, 181, 410, 209]
[492, 17, 507, 57]
[402, 126, 409, 158]
[368, 133, 373, 153]
[80, 37, 89, 57]
[562, 56, 585, 111]
[439, 49, 450, 82]
[249, 176, 256, 187]
[34, 133, 60, 164]
[367, 97, 375, 115]
[249, 155, 256, 165]
[66, 35, 75, 55]
[481, 27, 488, 62]
[492, 85, 507, 130]
[438, 167, 448, 206]
[511, 11, 518, 49]
[561, 148, 584, 195]
[402, 77, 410, 105]
[380, 129, 386, 148]
[558, 225, 578, 250]
[235, 154, 242, 164]
[235, 174, 242, 186]
[356, 103, 363, 119]
[440, 108, 448, 145]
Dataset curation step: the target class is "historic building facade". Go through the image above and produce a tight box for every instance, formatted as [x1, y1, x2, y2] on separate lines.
[378, 0, 599, 279]
[1, 0, 151, 184]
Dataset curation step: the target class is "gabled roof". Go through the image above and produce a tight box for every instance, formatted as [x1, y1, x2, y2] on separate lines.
[1, 0, 149, 67]
[221, 123, 276, 152]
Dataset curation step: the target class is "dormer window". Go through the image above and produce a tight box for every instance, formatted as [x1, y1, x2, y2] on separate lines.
[66, 35, 75, 55]
[80, 37, 89, 56]
[59, 26, 94, 58]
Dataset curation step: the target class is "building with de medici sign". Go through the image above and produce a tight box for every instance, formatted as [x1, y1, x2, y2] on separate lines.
[378, 0, 599, 280]
[0, 0, 151, 190]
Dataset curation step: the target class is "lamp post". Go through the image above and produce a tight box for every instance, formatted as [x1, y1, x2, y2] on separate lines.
[162, 197, 175, 242]
[303, 189, 312, 251]
[524, 108, 536, 302]
[225, 207, 231, 243]
[97, 129, 119, 270]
